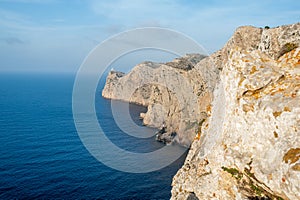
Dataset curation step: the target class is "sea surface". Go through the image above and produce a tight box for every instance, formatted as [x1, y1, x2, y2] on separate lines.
[0, 73, 187, 200]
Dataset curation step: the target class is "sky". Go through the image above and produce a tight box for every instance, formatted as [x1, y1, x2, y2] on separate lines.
[0, 0, 299, 73]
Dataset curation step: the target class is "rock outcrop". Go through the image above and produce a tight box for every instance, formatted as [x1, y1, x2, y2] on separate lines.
[102, 54, 215, 146]
[171, 23, 300, 199]
[102, 22, 300, 199]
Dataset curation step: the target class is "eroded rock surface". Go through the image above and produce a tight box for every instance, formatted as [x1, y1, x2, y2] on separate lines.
[101, 22, 300, 199]
[102, 54, 217, 146]
[171, 26, 300, 199]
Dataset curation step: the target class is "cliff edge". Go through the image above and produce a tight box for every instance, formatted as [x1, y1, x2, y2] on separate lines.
[102, 54, 213, 146]
[102, 22, 300, 199]
[172, 23, 300, 199]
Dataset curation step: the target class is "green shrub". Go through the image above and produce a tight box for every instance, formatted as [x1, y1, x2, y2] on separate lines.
[221, 166, 243, 180]
[278, 42, 298, 59]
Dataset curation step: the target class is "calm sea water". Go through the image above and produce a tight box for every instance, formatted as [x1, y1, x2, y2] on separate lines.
[0, 73, 187, 200]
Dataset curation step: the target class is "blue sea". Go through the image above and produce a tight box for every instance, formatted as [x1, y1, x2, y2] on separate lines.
[0, 73, 187, 199]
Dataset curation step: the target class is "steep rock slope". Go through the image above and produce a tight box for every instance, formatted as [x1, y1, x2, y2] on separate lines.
[102, 54, 216, 146]
[171, 23, 300, 200]
[102, 23, 300, 148]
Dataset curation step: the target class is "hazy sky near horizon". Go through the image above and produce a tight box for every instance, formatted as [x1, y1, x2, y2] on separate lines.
[0, 0, 299, 73]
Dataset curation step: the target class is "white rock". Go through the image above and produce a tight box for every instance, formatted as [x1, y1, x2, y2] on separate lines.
[172, 23, 300, 200]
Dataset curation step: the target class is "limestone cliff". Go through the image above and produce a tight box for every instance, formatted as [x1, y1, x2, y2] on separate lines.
[171, 23, 300, 199]
[102, 54, 214, 146]
[102, 22, 300, 199]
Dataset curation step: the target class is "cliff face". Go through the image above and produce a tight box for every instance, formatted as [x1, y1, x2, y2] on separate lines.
[102, 22, 300, 199]
[172, 23, 300, 200]
[102, 54, 216, 146]
[102, 23, 300, 147]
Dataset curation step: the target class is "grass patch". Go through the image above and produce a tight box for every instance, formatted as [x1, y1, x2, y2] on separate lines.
[222, 166, 285, 200]
[221, 166, 243, 180]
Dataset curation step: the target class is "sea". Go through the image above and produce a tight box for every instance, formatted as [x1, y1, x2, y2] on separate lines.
[0, 72, 188, 200]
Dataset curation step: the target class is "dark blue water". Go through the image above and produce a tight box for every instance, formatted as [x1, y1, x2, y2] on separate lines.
[0, 73, 187, 199]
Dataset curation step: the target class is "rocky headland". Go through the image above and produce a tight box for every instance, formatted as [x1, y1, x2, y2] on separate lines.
[102, 53, 213, 146]
[102, 22, 300, 199]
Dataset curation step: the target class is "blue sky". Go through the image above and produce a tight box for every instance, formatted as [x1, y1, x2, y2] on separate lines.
[0, 0, 299, 73]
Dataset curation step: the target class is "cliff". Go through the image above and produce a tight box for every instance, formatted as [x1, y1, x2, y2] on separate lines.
[172, 23, 300, 199]
[102, 54, 214, 146]
[102, 22, 300, 199]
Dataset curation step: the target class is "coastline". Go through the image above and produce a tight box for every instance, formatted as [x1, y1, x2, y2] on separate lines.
[102, 22, 300, 199]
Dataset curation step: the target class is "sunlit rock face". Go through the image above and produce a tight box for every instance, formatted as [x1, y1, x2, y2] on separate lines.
[171, 23, 300, 200]
[102, 54, 217, 146]
[102, 22, 300, 199]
